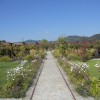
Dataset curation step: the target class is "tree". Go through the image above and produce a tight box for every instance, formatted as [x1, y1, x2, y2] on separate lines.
[57, 36, 67, 44]
[57, 36, 67, 56]
[41, 39, 48, 43]
[40, 39, 48, 50]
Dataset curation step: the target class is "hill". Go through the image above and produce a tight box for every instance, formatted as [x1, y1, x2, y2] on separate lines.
[90, 34, 100, 40]
[21, 34, 100, 43]
[67, 34, 100, 42]
[23, 40, 40, 44]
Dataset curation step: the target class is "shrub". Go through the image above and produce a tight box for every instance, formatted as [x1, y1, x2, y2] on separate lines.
[52, 49, 60, 58]
[0, 56, 12, 62]
[79, 49, 92, 62]
[75, 83, 91, 97]
[90, 49, 96, 57]
[67, 54, 81, 61]
[29, 49, 37, 56]
[85, 49, 92, 60]
[24, 54, 34, 61]
[4, 75, 25, 98]
[0, 87, 4, 97]
[16, 51, 25, 60]
[39, 49, 46, 59]
[89, 77, 100, 100]
[59, 44, 66, 56]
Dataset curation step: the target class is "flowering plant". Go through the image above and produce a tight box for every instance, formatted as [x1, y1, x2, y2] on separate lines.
[7, 60, 31, 81]
[68, 61, 89, 73]
[95, 62, 100, 71]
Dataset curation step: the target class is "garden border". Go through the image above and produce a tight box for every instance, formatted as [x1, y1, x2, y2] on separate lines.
[0, 60, 45, 100]
[52, 54, 94, 100]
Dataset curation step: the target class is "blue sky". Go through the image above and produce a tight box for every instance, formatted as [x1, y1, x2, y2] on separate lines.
[0, 0, 100, 42]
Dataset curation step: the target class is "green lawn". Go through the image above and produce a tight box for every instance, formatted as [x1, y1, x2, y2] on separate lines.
[86, 59, 100, 79]
[0, 61, 20, 86]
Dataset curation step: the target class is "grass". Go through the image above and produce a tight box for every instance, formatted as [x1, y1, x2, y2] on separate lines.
[0, 61, 20, 86]
[86, 59, 100, 79]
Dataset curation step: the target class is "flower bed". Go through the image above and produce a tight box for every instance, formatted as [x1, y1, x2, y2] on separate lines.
[0, 59, 42, 98]
[58, 58, 100, 99]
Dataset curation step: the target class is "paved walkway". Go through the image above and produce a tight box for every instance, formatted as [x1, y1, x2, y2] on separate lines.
[32, 51, 74, 100]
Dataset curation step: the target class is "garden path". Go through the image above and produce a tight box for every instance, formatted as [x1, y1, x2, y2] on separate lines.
[32, 51, 74, 100]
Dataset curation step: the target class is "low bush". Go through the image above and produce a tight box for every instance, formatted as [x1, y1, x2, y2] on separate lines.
[75, 83, 91, 97]
[24, 54, 34, 61]
[67, 53, 81, 61]
[0, 56, 12, 62]
[39, 50, 46, 59]
[4, 75, 25, 98]
[52, 49, 60, 58]
[89, 77, 100, 100]
[79, 49, 92, 62]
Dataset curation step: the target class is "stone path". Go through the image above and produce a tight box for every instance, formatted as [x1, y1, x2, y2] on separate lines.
[32, 51, 74, 100]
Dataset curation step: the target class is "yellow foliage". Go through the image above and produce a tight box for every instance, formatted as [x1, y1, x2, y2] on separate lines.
[29, 49, 37, 56]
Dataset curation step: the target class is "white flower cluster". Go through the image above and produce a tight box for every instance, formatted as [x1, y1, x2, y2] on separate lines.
[95, 62, 100, 68]
[31, 59, 37, 63]
[7, 60, 32, 81]
[95, 62, 100, 71]
[68, 61, 89, 73]
[20, 60, 28, 66]
[35, 54, 39, 58]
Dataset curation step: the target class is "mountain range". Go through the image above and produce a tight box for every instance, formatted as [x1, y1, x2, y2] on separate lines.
[67, 34, 100, 42]
[23, 40, 40, 43]
[23, 34, 100, 43]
